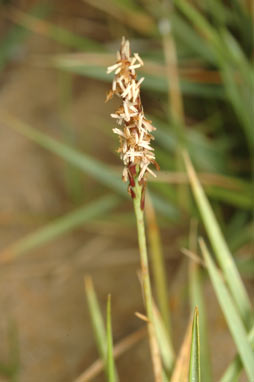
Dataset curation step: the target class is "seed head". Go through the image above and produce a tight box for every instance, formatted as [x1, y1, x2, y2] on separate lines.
[106, 37, 159, 202]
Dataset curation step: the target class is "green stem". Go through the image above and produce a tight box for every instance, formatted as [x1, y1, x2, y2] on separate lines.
[146, 195, 172, 341]
[133, 181, 163, 382]
[133, 182, 153, 321]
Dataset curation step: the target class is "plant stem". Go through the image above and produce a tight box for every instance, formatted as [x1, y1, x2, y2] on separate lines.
[133, 181, 163, 382]
[145, 194, 172, 340]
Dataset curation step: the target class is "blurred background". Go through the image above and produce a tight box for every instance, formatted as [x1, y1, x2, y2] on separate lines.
[0, 0, 253, 381]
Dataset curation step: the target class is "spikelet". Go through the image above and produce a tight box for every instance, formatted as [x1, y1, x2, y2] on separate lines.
[106, 37, 159, 205]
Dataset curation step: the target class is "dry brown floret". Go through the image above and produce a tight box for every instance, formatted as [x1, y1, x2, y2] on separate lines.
[106, 37, 159, 201]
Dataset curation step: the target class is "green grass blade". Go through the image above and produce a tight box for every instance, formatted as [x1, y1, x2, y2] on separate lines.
[189, 263, 212, 382]
[2, 113, 125, 194]
[205, 185, 253, 209]
[84, 280, 118, 382]
[183, 151, 252, 324]
[152, 303, 175, 374]
[153, 115, 229, 173]
[52, 58, 224, 99]
[188, 220, 211, 382]
[84, 277, 107, 361]
[189, 307, 201, 382]
[171, 13, 215, 63]
[1, 114, 179, 220]
[220, 324, 254, 382]
[0, 195, 119, 262]
[199, 239, 254, 381]
[106, 295, 117, 382]
[174, 0, 222, 54]
[174, 0, 254, 147]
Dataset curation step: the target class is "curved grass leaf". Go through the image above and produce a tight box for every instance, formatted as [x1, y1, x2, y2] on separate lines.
[52, 58, 224, 99]
[171, 13, 215, 63]
[174, 0, 254, 147]
[183, 151, 252, 325]
[199, 239, 254, 381]
[0, 194, 119, 262]
[152, 115, 229, 174]
[1, 114, 179, 220]
[189, 307, 201, 382]
[3, 113, 125, 194]
[205, 185, 253, 209]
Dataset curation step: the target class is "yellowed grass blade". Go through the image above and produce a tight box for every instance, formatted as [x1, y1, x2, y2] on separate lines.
[170, 315, 193, 382]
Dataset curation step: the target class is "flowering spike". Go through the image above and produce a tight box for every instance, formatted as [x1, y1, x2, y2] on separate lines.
[107, 37, 159, 203]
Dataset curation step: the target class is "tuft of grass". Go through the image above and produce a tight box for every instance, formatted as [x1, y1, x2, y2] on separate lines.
[1, 1, 253, 380]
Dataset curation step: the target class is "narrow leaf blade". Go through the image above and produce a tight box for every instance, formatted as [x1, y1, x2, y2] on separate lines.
[1, 113, 179, 220]
[183, 151, 252, 324]
[189, 263, 212, 382]
[189, 307, 201, 382]
[84, 277, 107, 361]
[106, 295, 117, 382]
[200, 239, 254, 381]
[0, 195, 119, 262]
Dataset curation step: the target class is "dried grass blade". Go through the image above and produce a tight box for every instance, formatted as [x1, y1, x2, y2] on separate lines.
[170, 314, 193, 382]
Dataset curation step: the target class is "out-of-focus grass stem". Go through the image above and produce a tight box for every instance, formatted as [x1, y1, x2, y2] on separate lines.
[159, 3, 188, 209]
[160, 19, 184, 125]
[58, 70, 83, 203]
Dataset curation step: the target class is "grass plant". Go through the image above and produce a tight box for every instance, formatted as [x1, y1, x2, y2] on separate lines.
[0, 1, 253, 381]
